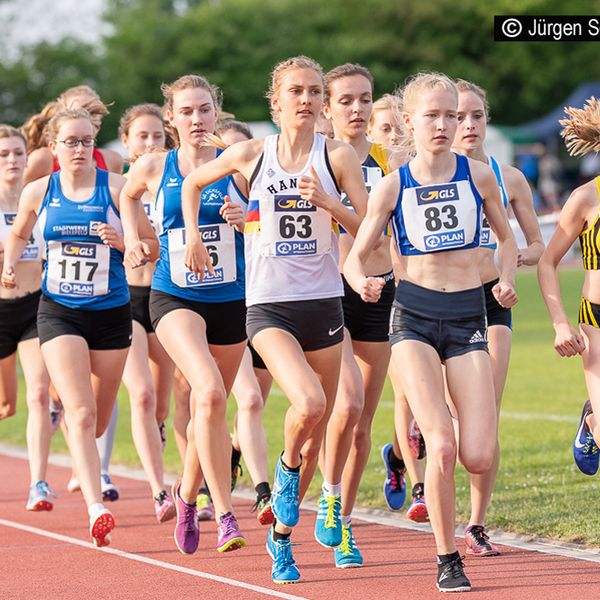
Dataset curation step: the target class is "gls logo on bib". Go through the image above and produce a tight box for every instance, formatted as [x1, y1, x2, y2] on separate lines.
[274, 197, 316, 212]
[417, 183, 458, 205]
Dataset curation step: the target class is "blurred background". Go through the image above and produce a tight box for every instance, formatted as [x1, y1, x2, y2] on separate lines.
[2, 0, 600, 218]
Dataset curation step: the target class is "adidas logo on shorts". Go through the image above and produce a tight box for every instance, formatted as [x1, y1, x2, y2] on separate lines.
[469, 329, 486, 344]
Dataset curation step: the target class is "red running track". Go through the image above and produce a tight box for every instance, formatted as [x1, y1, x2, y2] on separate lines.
[1, 453, 599, 599]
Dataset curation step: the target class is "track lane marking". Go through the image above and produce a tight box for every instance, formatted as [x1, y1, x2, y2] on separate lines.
[0, 519, 308, 600]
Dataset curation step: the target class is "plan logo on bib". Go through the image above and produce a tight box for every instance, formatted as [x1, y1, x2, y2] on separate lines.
[423, 230, 465, 250]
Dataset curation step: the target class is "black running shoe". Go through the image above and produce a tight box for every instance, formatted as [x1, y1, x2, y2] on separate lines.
[436, 555, 471, 593]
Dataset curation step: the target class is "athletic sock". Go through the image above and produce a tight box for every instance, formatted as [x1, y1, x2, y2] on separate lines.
[437, 550, 460, 566]
[412, 482, 424, 497]
[255, 481, 271, 500]
[322, 480, 342, 496]
[231, 446, 242, 470]
[341, 515, 352, 527]
[273, 528, 291, 541]
[280, 455, 301, 472]
[388, 448, 405, 471]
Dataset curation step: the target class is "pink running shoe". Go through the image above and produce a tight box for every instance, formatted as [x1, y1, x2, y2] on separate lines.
[154, 490, 176, 523]
[465, 525, 500, 557]
[406, 493, 429, 523]
[172, 480, 199, 554]
[90, 507, 115, 547]
[217, 512, 246, 553]
[408, 418, 426, 459]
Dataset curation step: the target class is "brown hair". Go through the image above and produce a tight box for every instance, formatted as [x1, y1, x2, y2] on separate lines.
[119, 103, 164, 138]
[46, 108, 95, 142]
[455, 78, 490, 121]
[216, 120, 253, 141]
[161, 74, 222, 114]
[0, 124, 27, 147]
[324, 63, 374, 104]
[21, 101, 61, 153]
[266, 56, 324, 125]
[560, 97, 600, 157]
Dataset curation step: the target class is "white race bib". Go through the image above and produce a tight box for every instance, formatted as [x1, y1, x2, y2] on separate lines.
[46, 240, 110, 297]
[168, 224, 236, 287]
[256, 193, 332, 257]
[402, 181, 477, 252]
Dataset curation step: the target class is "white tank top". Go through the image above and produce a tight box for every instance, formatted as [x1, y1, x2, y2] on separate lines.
[245, 133, 343, 306]
[0, 209, 42, 261]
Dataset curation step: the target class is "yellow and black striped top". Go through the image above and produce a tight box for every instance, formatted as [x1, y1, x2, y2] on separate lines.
[579, 177, 600, 270]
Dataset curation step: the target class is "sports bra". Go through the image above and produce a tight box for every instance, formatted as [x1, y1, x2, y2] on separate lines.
[579, 176, 600, 270]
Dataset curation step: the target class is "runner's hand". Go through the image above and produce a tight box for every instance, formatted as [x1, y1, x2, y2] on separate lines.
[185, 235, 215, 279]
[554, 322, 585, 357]
[492, 280, 518, 308]
[358, 276, 385, 303]
[125, 239, 151, 269]
[1, 263, 16, 289]
[298, 165, 332, 210]
[219, 196, 245, 232]
[98, 223, 125, 252]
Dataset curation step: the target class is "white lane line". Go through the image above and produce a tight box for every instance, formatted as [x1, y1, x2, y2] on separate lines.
[377, 403, 579, 423]
[2, 444, 599, 565]
[0, 518, 307, 600]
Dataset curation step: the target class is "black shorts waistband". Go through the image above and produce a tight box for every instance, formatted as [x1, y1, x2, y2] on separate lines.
[394, 279, 485, 320]
[0, 289, 42, 306]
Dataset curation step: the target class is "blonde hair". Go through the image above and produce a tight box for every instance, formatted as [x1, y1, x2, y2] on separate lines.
[369, 94, 401, 129]
[560, 97, 600, 157]
[323, 63, 373, 104]
[455, 78, 490, 121]
[266, 56, 324, 125]
[46, 108, 95, 142]
[161, 74, 222, 114]
[0, 124, 26, 147]
[58, 85, 109, 118]
[395, 72, 458, 155]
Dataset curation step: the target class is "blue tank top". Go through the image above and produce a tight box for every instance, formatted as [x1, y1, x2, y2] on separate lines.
[480, 156, 509, 250]
[391, 153, 483, 256]
[37, 169, 129, 310]
[151, 149, 246, 302]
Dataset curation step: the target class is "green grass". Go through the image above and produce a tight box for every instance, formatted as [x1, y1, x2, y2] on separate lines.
[3, 269, 599, 544]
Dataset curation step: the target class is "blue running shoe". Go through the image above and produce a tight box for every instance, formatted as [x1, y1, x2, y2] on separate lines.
[334, 524, 363, 568]
[266, 528, 301, 584]
[314, 493, 342, 547]
[26, 480, 56, 511]
[271, 456, 300, 528]
[381, 443, 406, 511]
[101, 473, 119, 502]
[573, 400, 599, 475]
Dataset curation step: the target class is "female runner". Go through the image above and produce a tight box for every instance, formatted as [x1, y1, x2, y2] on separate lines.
[317, 63, 396, 567]
[0, 125, 52, 511]
[343, 72, 518, 592]
[119, 102, 176, 521]
[120, 74, 248, 555]
[453, 79, 543, 555]
[538, 98, 600, 479]
[180, 55, 368, 584]
[2, 107, 157, 545]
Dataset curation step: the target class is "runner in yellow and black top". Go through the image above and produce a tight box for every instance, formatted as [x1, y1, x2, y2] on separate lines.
[539, 98, 600, 480]
[318, 63, 398, 567]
